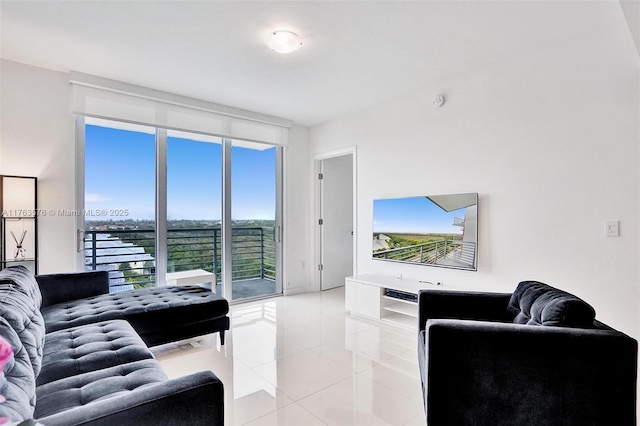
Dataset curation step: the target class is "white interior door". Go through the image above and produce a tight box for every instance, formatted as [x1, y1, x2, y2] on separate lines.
[320, 154, 354, 290]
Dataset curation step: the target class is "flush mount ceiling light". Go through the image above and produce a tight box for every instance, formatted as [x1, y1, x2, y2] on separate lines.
[266, 31, 302, 54]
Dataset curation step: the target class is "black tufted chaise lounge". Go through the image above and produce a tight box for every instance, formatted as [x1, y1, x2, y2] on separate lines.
[38, 271, 230, 346]
[0, 266, 228, 425]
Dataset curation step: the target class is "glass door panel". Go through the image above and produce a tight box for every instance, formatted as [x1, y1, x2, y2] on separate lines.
[167, 130, 222, 293]
[84, 118, 156, 292]
[230, 140, 281, 300]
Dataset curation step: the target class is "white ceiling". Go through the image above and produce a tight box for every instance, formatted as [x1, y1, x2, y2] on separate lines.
[0, 1, 625, 127]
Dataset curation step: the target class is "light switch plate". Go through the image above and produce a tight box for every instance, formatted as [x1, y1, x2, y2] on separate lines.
[605, 220, 619, 237]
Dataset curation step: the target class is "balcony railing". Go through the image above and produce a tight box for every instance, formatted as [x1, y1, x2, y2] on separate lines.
[373, 237, 474, 267]
[84, 227, 276, 292]
[453, 216, 465, 226]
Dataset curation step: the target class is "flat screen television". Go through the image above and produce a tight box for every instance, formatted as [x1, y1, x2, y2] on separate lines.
[372, 193, 478, 271]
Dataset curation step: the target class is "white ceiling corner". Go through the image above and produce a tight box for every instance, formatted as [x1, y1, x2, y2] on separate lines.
[619, 0, 640, 56]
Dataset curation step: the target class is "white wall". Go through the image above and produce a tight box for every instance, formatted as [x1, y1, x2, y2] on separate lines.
[311, 9, 640, 339]
[0, 59, 76, 273]
[0, 59, 314, 290]
[285, 124, 314, 294]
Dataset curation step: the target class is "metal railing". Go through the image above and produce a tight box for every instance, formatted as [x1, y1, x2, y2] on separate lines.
[453, 217, 465, 226]
[373, 238, 475, 267]
[84, 227, 276, 291]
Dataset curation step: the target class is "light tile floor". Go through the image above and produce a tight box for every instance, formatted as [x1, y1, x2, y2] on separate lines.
[153, 287, 427, 425]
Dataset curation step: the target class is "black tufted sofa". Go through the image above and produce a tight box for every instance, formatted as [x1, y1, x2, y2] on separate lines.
[0, 266, 228, 425]
[418, 280, 638, 426]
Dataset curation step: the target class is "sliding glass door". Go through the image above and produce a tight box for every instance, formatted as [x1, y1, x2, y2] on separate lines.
[82, 118, 282, 300]
[167, 130, 223, 293]
[83, 119, 157, 292]
[229, 140, 282, 300]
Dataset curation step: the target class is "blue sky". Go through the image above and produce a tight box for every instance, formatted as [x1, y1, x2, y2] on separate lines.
[373, 196, 463, 234]
[85, 125, 276, 221]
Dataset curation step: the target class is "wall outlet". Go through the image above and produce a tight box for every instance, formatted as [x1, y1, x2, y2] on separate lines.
[605, 220, 619, 237]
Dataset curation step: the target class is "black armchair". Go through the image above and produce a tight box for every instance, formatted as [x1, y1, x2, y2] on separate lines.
[418, 281, 638, 426]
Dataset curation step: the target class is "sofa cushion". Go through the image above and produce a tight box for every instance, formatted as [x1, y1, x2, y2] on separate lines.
[0, 317, 36, 423]
[0, 267, 46, 376]
[36, 271, 109, 308]
[37, 320, 154, 386]
[507, 281, 596, 327]
[41, 285, 229, 336]
[0, 266, 42, 309]
[34, 359, 168, 420]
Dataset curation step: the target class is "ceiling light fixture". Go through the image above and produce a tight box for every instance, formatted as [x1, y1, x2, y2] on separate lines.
[267, 31, 302, 54]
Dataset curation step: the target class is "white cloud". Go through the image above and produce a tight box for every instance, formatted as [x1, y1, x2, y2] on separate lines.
[85, 193, 111, 203]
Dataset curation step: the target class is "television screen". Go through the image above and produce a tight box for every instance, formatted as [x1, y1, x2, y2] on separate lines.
[372, 193, 478, 271]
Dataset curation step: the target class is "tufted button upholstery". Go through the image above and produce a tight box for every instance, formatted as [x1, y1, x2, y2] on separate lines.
[36, 320, 154, 386]
[507, 280, 596, 327]
[0, 316, 36, 423]
[34, 359, 168, 419]
[0, 266, 42, 307]
[41, 285, 229, 337]
[1, 267, 227, 425]
[0, 266, 46, 376]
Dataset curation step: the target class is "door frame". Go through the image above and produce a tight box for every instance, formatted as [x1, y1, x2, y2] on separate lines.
[312, 147, 357, 292]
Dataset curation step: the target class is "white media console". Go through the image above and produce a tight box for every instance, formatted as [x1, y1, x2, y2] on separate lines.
[345, 274, 443, 329]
